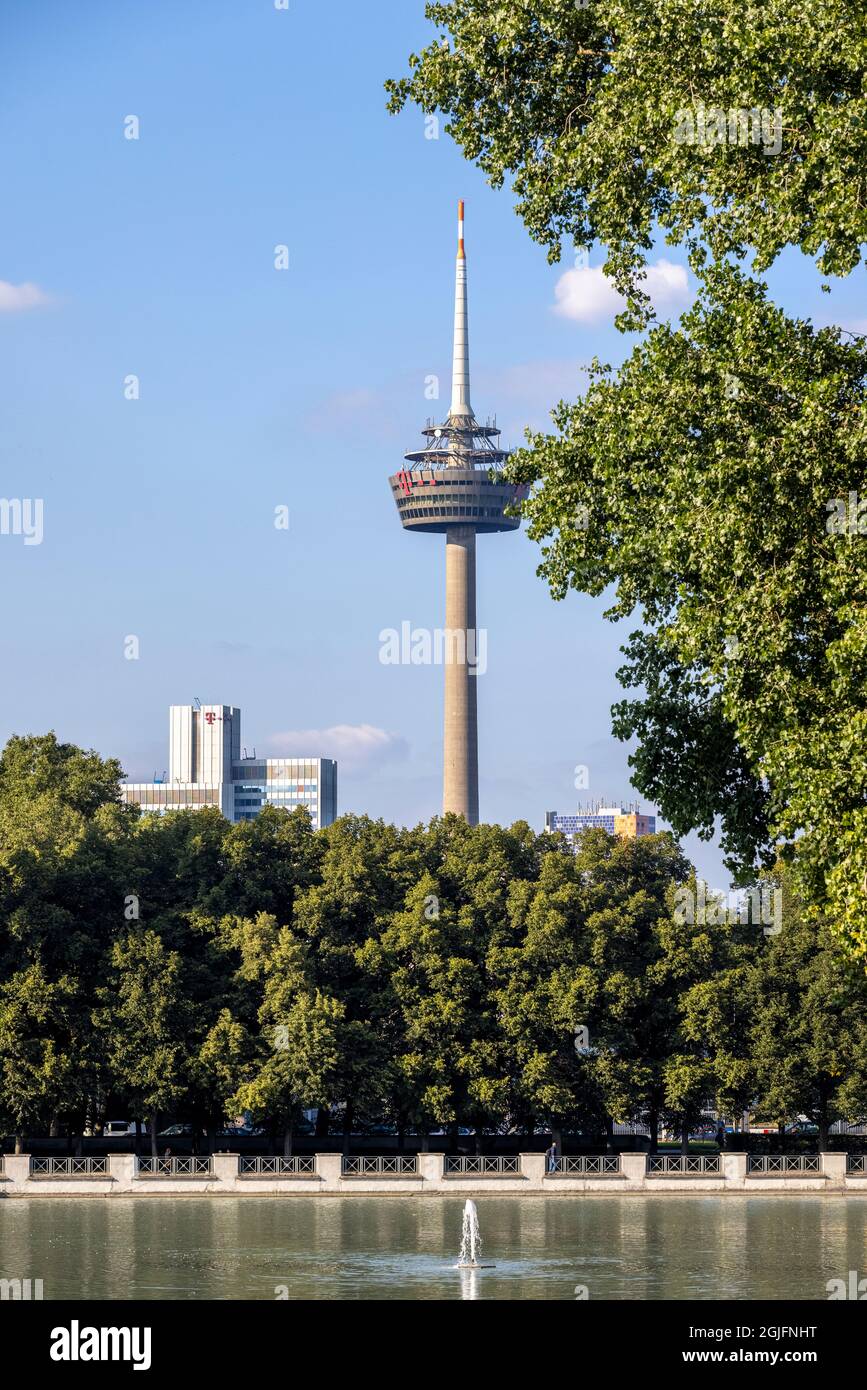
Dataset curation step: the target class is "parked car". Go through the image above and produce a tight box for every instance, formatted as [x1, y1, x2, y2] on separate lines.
[103, 1120, 137, 1137]
[785, 1121, 819, 1134]
[158, 1123, 196, 1137]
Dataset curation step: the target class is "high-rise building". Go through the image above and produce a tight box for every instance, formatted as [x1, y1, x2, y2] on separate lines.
[388, 202, 521, 824]
[121, 704, 337, 829]
[545, 804, 657, 843]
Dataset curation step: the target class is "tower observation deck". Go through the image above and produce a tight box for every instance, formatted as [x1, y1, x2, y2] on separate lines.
[388, 202, 522, 825]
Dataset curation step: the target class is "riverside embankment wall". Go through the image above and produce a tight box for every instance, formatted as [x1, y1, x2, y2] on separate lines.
[2, 1153, 865, 1196]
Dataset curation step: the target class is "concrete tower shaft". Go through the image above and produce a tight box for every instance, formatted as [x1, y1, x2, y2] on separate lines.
[443, 525, 479, 822]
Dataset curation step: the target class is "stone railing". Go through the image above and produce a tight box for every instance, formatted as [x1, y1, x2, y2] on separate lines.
[444, 1156, 520, 1176]
[648, 1154, 721, 1175]
[239, 1156, 316, 1177]
[29, 1157, 109, 1178]
[747, 1155, 821, 1175]
[549, 1156, 621, 1176]
[341, 1155, 418, 1177]
[137, 1156, 213, 1178]
[0, 1150, 861, 1195]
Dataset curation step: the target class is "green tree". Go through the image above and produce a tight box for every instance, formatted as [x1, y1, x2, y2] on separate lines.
[389, 0, 867, 320]
[0, 734, 136, 1147]
[509, 265, 867, 959]
[95, 929, 190, 1156]
[566, 830, 696, 1150]
[0, 965, 79, 1152]
[233, 984, 344, 1157]
[749, 876, 867, 1148]
[188, 1009, 251, 1153]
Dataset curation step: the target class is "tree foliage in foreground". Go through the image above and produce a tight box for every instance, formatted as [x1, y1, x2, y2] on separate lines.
[509, 264, 867, 959]
[3, 737, 867, 1150]
[388, 0, 867, 320]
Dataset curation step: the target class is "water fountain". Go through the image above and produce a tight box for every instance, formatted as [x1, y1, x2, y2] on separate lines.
[457, 1199, 493, 1269]
[458, 1199, 482, 1266]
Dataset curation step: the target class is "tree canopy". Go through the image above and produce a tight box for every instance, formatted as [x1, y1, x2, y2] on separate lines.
[3, 737, 867, 1150]
[509, 264, 867, 959]
[388, 0, 867, 320]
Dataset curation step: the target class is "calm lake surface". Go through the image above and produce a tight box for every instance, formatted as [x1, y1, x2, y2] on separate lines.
[2, 1195, 865, 1300]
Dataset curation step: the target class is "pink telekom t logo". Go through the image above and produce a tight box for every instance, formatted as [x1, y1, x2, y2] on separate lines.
[398, 470, 437, 496]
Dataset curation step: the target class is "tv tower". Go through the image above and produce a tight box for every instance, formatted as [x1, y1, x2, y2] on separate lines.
[389, 202, 521, 824]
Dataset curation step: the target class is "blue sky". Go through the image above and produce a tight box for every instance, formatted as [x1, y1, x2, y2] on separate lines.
[1, 0, 864, 888]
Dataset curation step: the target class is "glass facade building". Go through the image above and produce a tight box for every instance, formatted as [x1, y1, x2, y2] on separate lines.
[121, 705, 337, 829]
[545, 805, 656, 843]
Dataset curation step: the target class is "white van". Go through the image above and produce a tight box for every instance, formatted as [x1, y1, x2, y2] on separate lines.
[103, 1120, 137, 1137]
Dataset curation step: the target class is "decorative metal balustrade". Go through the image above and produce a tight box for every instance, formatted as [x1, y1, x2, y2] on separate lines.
[548, 1155, 621, 1176]
[846, 1154, 867, 1174]
[29, 1157, 109, 1178]
[747, 1155, 821, 1174]
[647, 1154, 721, 1175]
[136, 1156, 213, 1177]
[341, 1155, 418, 1176]
[239, 1156, 316, 1177]
[444, 1156, 520, 1176]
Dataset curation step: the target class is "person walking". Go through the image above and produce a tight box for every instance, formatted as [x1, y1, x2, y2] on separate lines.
[545, 1139, 560, 1173]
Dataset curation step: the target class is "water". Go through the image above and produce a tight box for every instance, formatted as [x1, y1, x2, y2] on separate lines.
[1, 1195, 865, 1300]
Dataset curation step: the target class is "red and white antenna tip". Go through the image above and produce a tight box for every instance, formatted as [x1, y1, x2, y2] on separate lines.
[457, 200, 465, 258]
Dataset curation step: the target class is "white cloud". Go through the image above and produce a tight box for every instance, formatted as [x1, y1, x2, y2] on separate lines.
[269, 723, 409, 772]
[552, 259, 690, 324]
[0, 281, 50, 312]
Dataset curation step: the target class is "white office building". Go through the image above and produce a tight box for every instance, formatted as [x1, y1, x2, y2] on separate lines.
[121, 704, 337, 829]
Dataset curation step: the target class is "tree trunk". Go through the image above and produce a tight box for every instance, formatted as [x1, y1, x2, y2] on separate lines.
[420, 1130, 430, 1153]
[604, 1115, 615, 1154]
[49, 1113, 61, 1138]
[283, 1122, 294, 1158]
[397, 1125, 405, 1153]
[342, 1103, 355, 1156]
[149, 1114, 158, 1158]
[475, 1129, 483, 1156]
[75, 1132, 83, 1158]
[648, 1108, 659, 1155]
[207, 1126, 217, 1156]
[818, 1115, 829, 1152]
[15, 1133, 23, 1155]
[552, 1123, 563, 1152]
[680, 1122, 689, 1156]
[315, 1106, 330, 1139]
[134, 1118, 142, 1156]
[447, 1120, 459, 1154]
